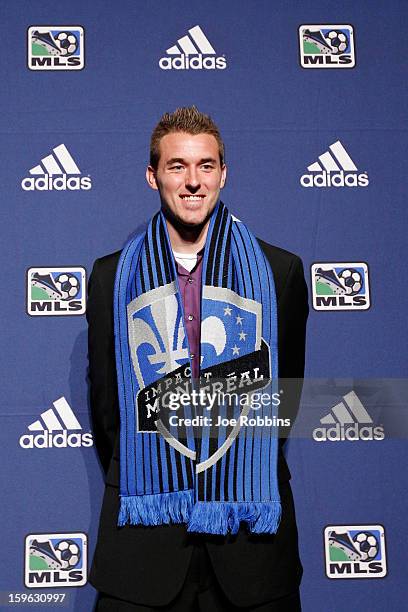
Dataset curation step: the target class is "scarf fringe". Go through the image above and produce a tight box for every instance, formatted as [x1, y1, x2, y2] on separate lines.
[187, 501, 282, 535]
[119, 490, 194, 527]
[119, 494, 282, 535]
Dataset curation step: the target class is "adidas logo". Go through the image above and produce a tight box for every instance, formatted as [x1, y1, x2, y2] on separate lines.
[21, 144, 92, 191]
[159, 25, 227, 70]
[19, 397, 93, 448]
[313, 391, 384, 442]
[300, 141, 369, 188]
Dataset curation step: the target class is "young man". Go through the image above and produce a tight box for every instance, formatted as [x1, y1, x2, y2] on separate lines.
[88, 107, 308, 611]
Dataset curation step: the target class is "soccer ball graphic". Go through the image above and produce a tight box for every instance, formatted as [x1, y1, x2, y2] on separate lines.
[325, 30, 348, 54]
[353, 531, 379, 561]
[338, 268, 362, 295]
[54, 273, 80, 300]
[54, 539, 81, 569]
[55, 31, 78, 56]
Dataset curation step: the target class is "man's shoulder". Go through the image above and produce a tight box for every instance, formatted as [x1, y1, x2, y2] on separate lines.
[91, 250, 121, 281]
[256, 237, 304, 297]
[257, 237, 301, 267]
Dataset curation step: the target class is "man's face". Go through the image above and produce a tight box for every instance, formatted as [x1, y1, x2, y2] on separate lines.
[146, 132, 226, 228]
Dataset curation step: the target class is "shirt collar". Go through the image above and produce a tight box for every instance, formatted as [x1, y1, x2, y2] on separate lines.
[173, 248, 204, 276]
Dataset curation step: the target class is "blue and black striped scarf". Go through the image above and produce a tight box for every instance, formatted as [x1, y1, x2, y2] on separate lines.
[114, 202, 281, 535]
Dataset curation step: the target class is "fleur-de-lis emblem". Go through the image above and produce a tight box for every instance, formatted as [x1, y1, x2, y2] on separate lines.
[128, 284, 189, 386]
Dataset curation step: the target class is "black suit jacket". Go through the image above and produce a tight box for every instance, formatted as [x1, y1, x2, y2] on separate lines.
[87, 238, 308, 607]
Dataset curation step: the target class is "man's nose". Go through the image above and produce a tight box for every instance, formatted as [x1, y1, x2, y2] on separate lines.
[185, 168, 200, 190]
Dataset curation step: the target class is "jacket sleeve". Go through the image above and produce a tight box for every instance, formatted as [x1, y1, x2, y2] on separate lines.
[86, 258, 120, 475]
[277, 255, 309, 445]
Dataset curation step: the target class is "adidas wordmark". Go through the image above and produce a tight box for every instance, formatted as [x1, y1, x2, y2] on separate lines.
[301, 141, 369, 188]
[19, 397, 93, 448]
[313, 391, 384, 441]
[159, 25, 227, 70]
[21, 144, 92, 191]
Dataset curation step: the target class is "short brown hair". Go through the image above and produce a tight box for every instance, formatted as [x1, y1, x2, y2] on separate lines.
[150, 106, 225, 169]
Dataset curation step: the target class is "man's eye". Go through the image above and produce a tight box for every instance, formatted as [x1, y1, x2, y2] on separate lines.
[170, 165, 184, 171]
[202, 164, 214, 170]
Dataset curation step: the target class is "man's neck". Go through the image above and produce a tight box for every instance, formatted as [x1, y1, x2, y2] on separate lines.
[165, 218, 209, 254]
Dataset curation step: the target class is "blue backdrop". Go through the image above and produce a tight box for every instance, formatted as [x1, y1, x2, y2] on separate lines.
[1, 1, 407, 610]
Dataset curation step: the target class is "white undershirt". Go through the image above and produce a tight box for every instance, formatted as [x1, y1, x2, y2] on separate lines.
[172, 251, 198, 272]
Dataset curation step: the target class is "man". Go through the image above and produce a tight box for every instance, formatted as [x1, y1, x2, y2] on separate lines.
[87, 107, 308, 611]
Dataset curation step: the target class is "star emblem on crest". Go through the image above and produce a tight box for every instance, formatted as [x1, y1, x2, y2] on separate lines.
[201, 286, 261, 367]
[219, 305, 249, 358]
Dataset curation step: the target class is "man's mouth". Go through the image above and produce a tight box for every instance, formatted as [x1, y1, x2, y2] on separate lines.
[179, 195, 205, 202]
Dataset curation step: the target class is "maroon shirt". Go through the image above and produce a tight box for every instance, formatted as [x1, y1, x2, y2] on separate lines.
[174, 251, 203, 379]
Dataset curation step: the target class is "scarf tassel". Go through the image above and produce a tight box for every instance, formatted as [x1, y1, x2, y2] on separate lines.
[187, 501, 282, 536]
[119, 490, 194, 527]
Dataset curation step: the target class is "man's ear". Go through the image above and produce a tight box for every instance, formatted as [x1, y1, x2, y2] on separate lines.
[146, 165, 159, 191]
[220, 164, 227, 189]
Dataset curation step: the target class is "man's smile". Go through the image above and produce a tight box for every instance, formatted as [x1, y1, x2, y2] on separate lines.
[179, 195, 206, 201]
